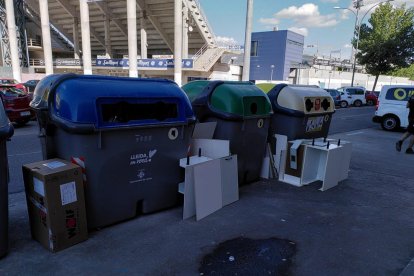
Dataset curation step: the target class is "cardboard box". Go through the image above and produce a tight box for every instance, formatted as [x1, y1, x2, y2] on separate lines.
[22, 159, 88, 252]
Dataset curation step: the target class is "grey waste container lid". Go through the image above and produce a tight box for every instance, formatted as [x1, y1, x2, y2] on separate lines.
[0, 100, 13, 139]
[267, 84, 335, 117]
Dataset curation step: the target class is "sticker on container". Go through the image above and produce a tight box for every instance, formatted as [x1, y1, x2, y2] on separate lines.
[315, 98, 321, 111]
[168, 128, 179, 140]
[257, 119, 264, 128]
[71, 157, 87, 182]
[60, 182, 77, 206]
[43, 160, 66, 169]
[33, 177, 45, 197]
[306, 116, 324, 133]
[324, 114, 330, 122]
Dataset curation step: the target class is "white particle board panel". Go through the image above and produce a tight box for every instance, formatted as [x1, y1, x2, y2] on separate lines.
[319, 147, 343, 191]
[275, 134, 288, 170]
[220, 155, 238, 206]
[193, 159, 223, 221]
[192, 139, 230, 159]
[179, 156, 212, 168]
[183, 168, 196, 219]
[301, 147, 321, 184]
[260, 157, 270, 179]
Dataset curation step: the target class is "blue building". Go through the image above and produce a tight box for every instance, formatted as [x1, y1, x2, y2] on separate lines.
[250, 30, 304, 82]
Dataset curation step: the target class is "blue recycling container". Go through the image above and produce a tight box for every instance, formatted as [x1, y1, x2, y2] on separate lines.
[31, 74, 195, 228]
[0, 99, 13, 258]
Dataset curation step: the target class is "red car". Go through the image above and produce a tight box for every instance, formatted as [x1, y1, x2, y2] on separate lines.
[0, 78, 27, 93]
[365, 91, 378, 106]
[0, 86, 33, 126]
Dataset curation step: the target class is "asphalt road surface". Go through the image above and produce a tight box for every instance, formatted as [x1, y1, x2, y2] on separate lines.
[6, 106, 377, 195]
[4, 105, 414, 275]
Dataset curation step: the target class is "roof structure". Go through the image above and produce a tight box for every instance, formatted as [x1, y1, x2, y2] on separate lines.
[24, 0, 216, 57]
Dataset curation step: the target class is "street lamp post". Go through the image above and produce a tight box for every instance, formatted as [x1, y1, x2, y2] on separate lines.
[334, 0, 394, 87]
[270, 65, 275, 81]
[328, 71, 332, 89]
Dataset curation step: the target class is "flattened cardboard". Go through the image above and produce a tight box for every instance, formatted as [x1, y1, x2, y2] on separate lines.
[22, 159, 88, 252]
[192, 122, 217, 139]
[192, 139, 230, 159]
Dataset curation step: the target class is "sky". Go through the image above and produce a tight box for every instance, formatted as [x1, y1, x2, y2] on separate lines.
[199, 0, 414, 60]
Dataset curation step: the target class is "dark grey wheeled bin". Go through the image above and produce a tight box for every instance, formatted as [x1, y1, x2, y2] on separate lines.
[182, 80, 272, 185]
[0, 99, 13, 258]
[30, 74, 195, 229]
[266, 84, 335, 141]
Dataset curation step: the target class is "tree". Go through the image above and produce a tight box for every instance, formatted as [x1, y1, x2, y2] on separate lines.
[355, 3, 414, 91]
[392, 64, 414, 80]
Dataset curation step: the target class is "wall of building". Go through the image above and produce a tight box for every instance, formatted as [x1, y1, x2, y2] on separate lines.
[284, 31, 304, 81]
[250, 31, 286, 81]
[249, 30, 304, 82]
[296, 68, 413, 91]
[209, 64, 241, 81]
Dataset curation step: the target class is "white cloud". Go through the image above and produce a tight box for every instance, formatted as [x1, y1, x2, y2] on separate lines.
[288, 27, 309, 36]
[320, 0, 339, 3]
[262, 3, 339, 28]
[215, 36, 239, 47]
[344, 44, 352, 48]
[259, 17, 280, 25]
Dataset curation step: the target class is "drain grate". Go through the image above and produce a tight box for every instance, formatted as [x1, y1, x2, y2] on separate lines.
[199, 237, 296, 275]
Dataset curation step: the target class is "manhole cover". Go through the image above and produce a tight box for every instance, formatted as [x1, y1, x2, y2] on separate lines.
[199, 237, 296, 275]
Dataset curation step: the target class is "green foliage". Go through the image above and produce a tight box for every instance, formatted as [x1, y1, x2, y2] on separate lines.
[356, 3, 414, 77]
[391, 64, 414, 80]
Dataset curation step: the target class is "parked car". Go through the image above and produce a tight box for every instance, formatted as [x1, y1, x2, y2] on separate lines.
[0, 78, 27, 93]
[373, 85, 414, 131]
[0, 86, 33, 126]
[324, 89, 341, 106]
[337, 86, 367, 108]
[23, 79, 40, 93]
[365, 91, 378, 106]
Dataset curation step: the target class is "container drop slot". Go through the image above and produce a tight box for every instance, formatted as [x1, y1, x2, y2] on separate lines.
[100, 101, 178, 124]
[250, 103, 258, 115]
[242, 97, 267, 116]
[321, 98, 330, 111]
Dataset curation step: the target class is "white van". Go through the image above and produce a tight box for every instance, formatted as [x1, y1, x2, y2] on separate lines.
[373, 85, 414, 131]
[337, 86, 367, 108]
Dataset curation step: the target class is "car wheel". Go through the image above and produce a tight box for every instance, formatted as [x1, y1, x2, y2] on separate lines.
[340, 101, 348, 108]
[381, 115, 400, 131]
[367, 100, 374, 106]
[354, 100, 362, 107]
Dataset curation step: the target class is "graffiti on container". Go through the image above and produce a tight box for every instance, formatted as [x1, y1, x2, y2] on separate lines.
[306, 116, 324, 133]
[129, 149, 157, 165]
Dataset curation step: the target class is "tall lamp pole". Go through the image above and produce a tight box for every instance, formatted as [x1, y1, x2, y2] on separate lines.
[270, 65, 274, 81]
[242, 0, 254, 81]
[334, 0, 394, 87]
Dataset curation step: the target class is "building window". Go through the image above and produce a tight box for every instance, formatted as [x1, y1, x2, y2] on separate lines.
[287, 39, 304, 47]
[251, 41, 258, 56]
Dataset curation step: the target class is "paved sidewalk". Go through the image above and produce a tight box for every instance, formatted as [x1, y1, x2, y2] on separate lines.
[1, 128, 414, 275]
